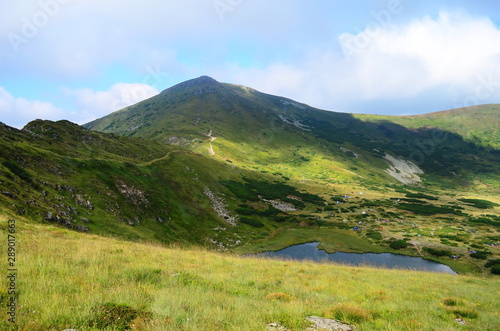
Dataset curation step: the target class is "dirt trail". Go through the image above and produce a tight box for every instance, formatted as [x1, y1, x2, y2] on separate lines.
[207, 130, 216, 156]
[139, 150, 183, 167]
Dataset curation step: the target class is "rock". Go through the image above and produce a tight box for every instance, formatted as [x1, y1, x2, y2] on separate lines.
[2, 191, 17, 199]
[267, 323, 288, 330]
[74, 225, 89, 232]
[267, 317, 354, 331]
[306, 316, 355, 331]
[45, 212, 54, 221]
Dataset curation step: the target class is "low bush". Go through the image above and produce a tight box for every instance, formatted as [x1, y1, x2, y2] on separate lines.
[324, 304, 372, 324]
[89, 302, 152, 330]
[470, 252, 488, 259]
[389, 240, 409, 250]
[366, 230, 382, 240]
[424, 247, 451, 257]
[405, 193, 438, 200]
[458, 198, 499, 209]
[3, 160, 32, 182]
[240, 217, 264, 228]
[446, 307, 479, 319]
[484, 259, 500, 268]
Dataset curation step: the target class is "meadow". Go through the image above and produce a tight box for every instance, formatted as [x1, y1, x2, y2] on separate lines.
[1, 217, 499, 330]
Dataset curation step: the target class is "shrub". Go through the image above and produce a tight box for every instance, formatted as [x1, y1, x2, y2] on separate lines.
[458, 198, 499, 209]
[366, 230, 382, 240]
[390, 240, 409, 250]
[424, 247, 451, 257]
[324, 304, 372, 324]
[265, 292, 293, 302]
[89, 302, 152, 330]
[405, 193, 438, 200]
[484, 259, 500, 268]
[470, 252, 488, 259]
[491, 265, 500, 275]
[240, 217, 264, 228]
[441, 297, 465, 307]
[446, 307, 479, 319]
[3, 160, 32, 182]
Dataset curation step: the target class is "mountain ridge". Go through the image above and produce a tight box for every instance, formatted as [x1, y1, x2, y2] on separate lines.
[1, 76, 499, 279]
[85, 76, 500, 192]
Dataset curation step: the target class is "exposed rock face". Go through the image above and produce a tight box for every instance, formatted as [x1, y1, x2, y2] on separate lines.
[204, 188, 238, 226]
[165, 136, 195, 147]
[263, 199, 297, 212]
[384, 153, 424, 185]
[306, 316, 355, 330]
[278, 114, 312, 131]
[117, 183, 149, 205]
[267, 316, 354, 331]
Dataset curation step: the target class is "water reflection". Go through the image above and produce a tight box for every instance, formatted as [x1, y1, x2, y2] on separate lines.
[257, 242, 457, 275]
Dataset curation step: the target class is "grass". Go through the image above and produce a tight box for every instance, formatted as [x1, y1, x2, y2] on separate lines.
[2, 218, 499, 330]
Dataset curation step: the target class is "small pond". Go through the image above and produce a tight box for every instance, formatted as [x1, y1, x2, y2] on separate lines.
[256, 242, 457, 274]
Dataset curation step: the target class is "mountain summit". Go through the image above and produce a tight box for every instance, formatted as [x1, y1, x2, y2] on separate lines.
[160, 75, 223, 96]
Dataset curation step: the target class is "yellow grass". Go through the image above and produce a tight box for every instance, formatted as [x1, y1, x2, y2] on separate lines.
[1, 219, 499, 330]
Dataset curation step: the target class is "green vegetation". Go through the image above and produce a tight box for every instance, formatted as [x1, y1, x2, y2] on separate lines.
[395, 203, 465, 215]
[458, 198, 500, 209]
[240, 217, 265, 228]
[221, 178, 324, 205]
[389, 239, 410, 250]
[1, 219, 499, 331]
[0, 77, 499, 329]
[423, 247, 452, 257]
[405, 193, 439, 200]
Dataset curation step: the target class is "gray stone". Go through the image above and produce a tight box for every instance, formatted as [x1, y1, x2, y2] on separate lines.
[306, 316, 355, 331]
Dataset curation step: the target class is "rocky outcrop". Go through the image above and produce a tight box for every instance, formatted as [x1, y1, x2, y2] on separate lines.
[267, 316, 354, 331]
[204, 188, 238, 226]
[384, 153, 423, 185]
[263, 199, 296, 212]
[117, 183, 149, 205]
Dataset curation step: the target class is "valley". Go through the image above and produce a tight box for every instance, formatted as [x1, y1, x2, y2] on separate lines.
[1, 76, 499, 329]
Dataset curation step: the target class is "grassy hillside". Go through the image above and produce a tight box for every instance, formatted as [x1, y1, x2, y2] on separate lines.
[1, 217, 499, 330]
[357, 104, 500, 149]
[86, 77, 500, 194]
[1, 78, 499, 276]
[0, 120, 264, 246]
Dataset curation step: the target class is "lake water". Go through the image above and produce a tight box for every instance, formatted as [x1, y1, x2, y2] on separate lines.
[257, 242, 457, 274]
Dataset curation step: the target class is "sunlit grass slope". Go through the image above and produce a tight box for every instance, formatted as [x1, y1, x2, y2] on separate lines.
[1, 218, 499, 331]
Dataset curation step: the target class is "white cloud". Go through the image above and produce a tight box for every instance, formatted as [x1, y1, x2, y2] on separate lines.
[0, 83, 159, 129]
[63, 83, 159, 123]
[0, 87, 65, 129]
[226, 10, 500, 113]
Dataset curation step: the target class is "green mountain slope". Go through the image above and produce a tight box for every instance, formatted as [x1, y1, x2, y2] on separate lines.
[0, 120, 257, 246]
[1, 77, 499, 275]
[86, 76, 500, 192]
[358, 104, 500, 149]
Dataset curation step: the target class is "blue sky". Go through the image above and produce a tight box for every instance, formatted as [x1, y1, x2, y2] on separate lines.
[1, 0, 500, 128]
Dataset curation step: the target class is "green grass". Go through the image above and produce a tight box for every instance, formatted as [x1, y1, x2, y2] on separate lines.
[1, 218, 499, 330]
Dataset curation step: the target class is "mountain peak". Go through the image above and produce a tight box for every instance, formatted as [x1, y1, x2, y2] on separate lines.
[161, 75, 222, 95]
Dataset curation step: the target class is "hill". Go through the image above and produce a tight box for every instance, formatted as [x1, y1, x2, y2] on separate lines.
[86, 76, 500, 192]
[0, 77, 499, 276]
[357, 104, 500, 149]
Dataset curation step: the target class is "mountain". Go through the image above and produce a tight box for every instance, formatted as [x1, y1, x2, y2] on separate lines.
[86, 76, 500, 191]
[1, 76, 499, 276]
